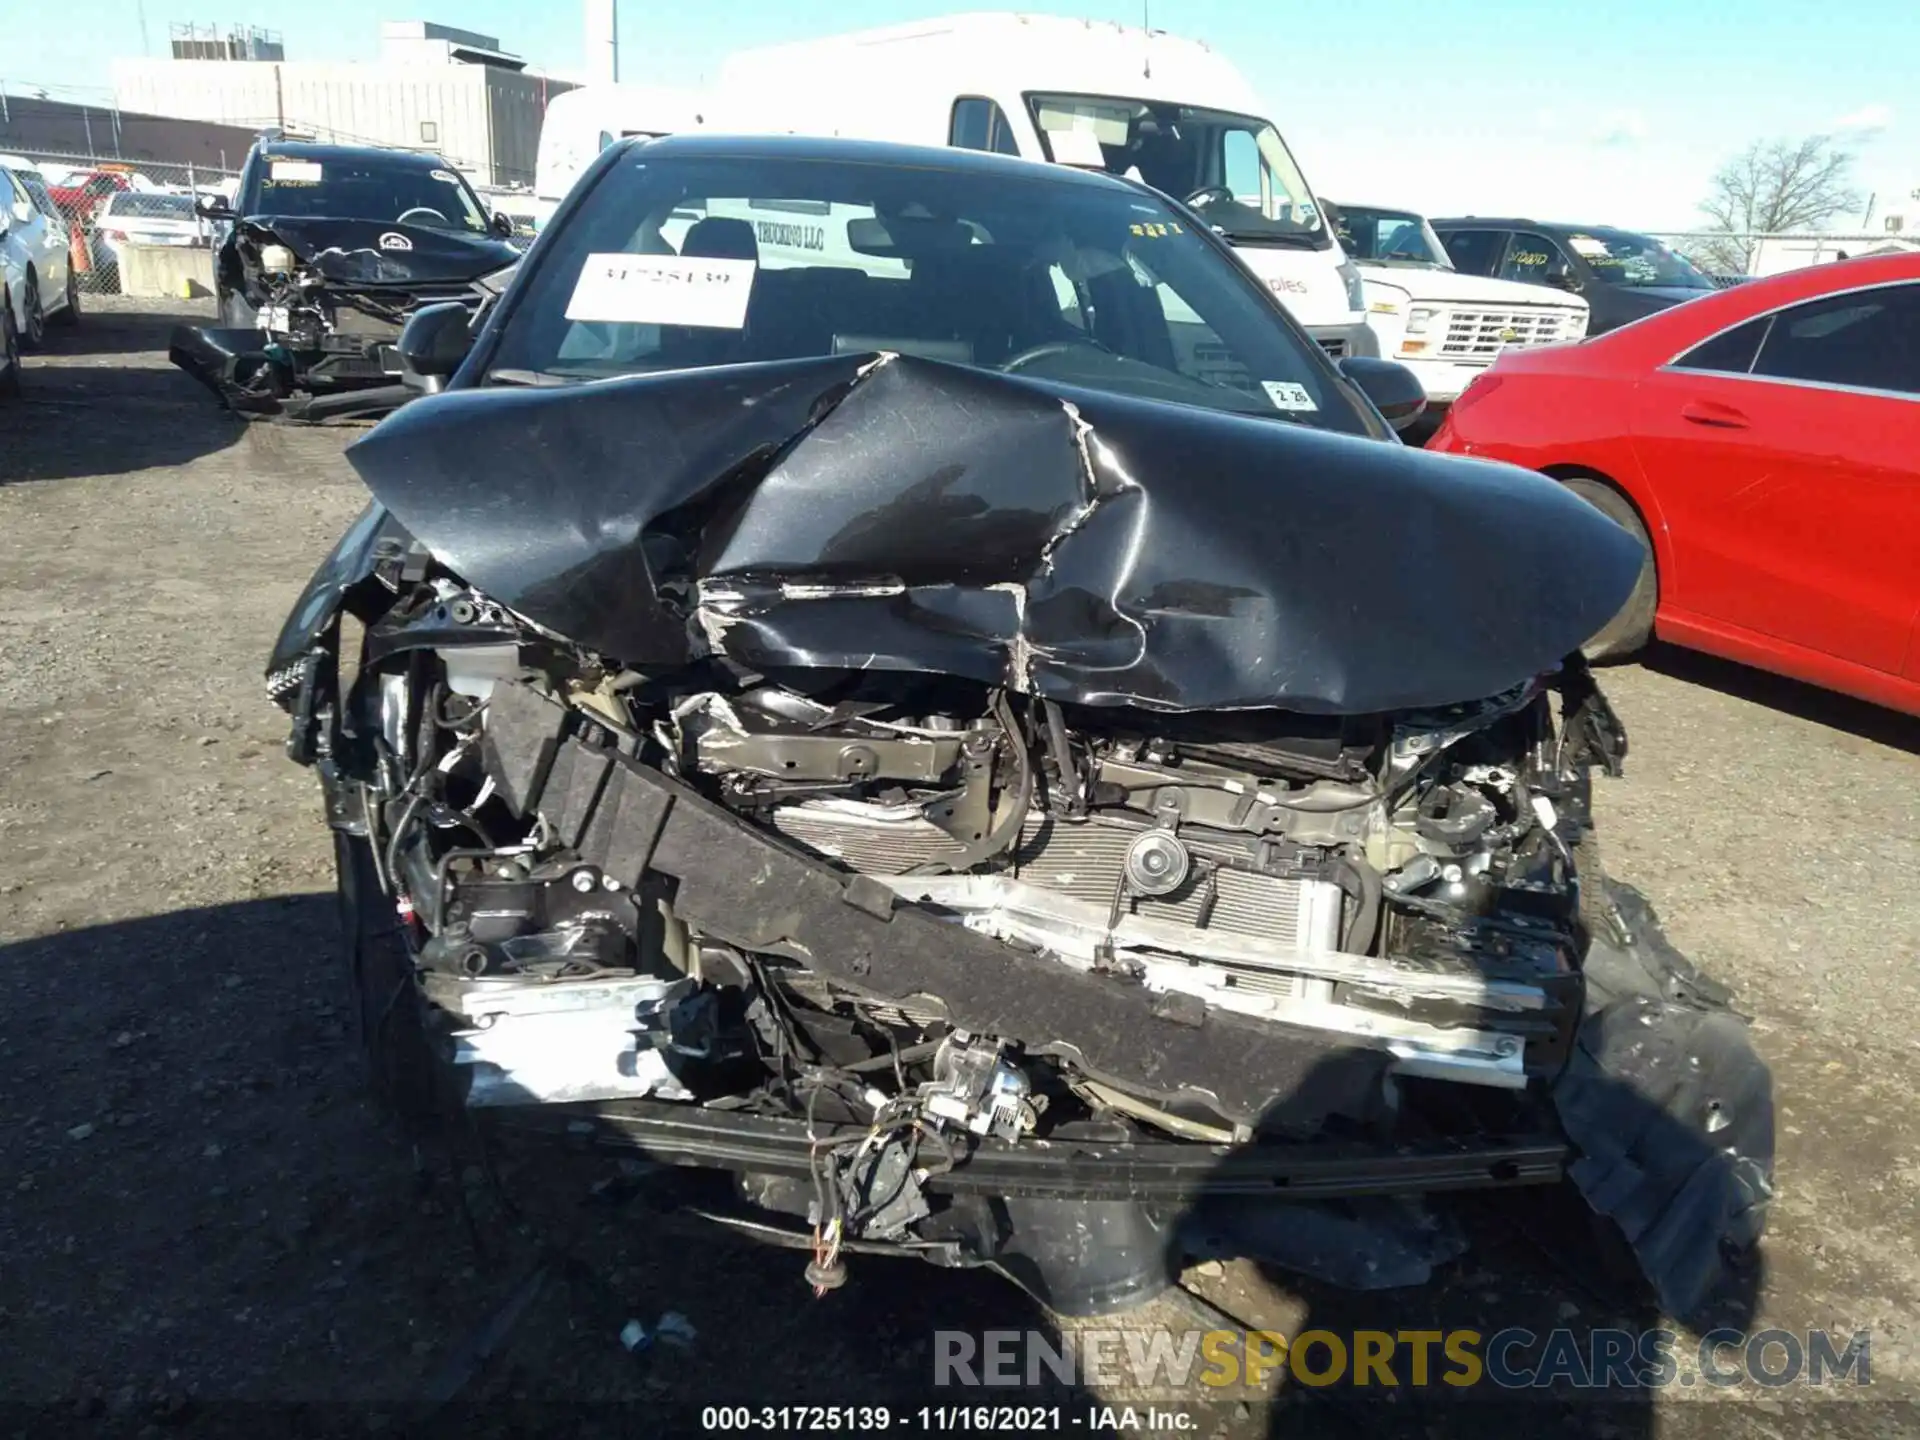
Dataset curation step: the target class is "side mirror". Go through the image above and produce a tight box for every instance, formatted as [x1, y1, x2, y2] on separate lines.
[396, 301, 475, 394]
[1338, 356, 1428, 432]
[195, 195, 234, 221]
[1546, 271, 1583, 293]
[10, 200, 32, 225]
[491, 211, 516, 239]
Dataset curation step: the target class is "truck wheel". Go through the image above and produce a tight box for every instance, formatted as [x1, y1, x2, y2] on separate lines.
[1561, 476, 1656, 661]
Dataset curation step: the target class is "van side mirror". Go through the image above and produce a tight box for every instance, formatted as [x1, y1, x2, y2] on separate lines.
[1338, 356, 1428, 431]
[1546, 271, 1583, 293]
[195, 195, 234, 220]
[396, 301, 475, 394]
[491, 211, 516, 239]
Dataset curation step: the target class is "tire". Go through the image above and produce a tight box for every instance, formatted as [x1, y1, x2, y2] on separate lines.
[50, 266, 80, 327]
[1560, 475, 1656, 661]
[20, 271, 45, 349]
[335, 830, 442, 1124]
[0, 299, 20, 399]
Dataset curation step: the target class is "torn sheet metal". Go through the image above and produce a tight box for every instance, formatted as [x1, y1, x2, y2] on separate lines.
[1553, 880, 1774, 1320]
[341, 353, 1645, 715]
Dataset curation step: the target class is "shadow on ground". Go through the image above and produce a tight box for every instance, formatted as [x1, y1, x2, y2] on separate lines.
[1636, 642, 1920, 754]
[8, 303, 246, 483]
[0, 898, 1101, 1426]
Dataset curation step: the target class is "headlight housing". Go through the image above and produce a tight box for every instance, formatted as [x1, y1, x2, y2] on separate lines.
[259, 244, 296, 274]
[1405, 305, 1439, 336]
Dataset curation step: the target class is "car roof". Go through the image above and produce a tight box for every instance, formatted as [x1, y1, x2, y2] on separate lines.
[257, 140, 462, 172]
[1429, 217, 1650, 239]
[611, 131, 1148, 195]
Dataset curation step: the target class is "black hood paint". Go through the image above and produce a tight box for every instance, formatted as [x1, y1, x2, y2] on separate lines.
[242, 216, 519, 285]
[335, 353, 1642, 715]
[1586, 282, 1710, 335]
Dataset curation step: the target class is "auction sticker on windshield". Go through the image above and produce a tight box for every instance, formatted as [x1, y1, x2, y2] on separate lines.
[1261, 380, 1318, 412]
[565, 253, 757, 328]
[268, 160, 323, 184]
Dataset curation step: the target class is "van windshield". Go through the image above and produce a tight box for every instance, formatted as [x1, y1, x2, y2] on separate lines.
[1024, 94, 1328, 249]
[486, 151, 1370, 434]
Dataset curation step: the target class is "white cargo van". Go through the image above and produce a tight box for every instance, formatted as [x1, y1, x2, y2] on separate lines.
[709, 14, 1376, 359]
[532, 84, 709, 231]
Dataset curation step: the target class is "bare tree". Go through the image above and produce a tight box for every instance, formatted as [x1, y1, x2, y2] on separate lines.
[1697, 135, 1863, 273]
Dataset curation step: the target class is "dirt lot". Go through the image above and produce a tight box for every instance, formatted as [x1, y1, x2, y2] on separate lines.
[3, 300, 1919, 1437]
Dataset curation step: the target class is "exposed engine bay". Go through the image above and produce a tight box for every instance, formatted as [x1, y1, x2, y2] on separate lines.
[270, 352, 1773, 1317]
[171, 217, 518, 422]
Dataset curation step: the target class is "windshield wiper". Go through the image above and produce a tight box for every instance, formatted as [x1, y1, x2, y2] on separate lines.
[487, 368, 582, 388]
[1214, 229, 1323, 249]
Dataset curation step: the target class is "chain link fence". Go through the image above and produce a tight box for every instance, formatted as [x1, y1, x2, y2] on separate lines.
[0, 149, 238, 294]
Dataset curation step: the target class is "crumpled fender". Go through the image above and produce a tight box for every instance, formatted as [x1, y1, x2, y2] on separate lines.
[168, 325, 288, 415]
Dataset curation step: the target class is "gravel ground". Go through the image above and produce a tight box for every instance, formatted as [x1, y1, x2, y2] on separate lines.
[3, 298, 1918, 1437]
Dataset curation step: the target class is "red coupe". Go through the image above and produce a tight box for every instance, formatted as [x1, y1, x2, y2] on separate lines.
[1429, 252, 1920, 716]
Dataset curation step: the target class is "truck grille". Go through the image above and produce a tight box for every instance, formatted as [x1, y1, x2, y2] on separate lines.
[1437, 309, 1580, 358]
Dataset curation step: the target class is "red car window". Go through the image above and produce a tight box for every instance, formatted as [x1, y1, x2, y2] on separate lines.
[1753, 284, 1920, 395]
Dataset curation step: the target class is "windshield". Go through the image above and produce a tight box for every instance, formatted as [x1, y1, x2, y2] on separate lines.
[248, 155, 490, 234]
[486, 151, 1367, 434]
[1332, 205, 1450, 268]
[1567, 230, 1712, 290]
[105, 193, 197, 221]
[1023, 94, 1328, 248]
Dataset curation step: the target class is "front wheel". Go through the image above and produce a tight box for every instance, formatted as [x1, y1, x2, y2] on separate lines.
[0, 299, 21, 398]
[20, 271, 45, 348]
[50, 266, 80, 327]
[1561, 476, 1656, 661]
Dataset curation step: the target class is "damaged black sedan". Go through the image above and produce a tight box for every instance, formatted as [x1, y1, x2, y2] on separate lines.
[172, 139, 521, 421]
[270, 135, 1772, 1319]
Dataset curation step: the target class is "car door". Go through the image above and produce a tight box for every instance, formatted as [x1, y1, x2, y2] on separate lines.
[13, 170, 67, 298]
[1630, 281, 1920, 674]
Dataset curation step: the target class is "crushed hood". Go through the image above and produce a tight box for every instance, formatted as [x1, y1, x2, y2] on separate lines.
[242, 216, 520, 285]
[342, 353, 1643, 714]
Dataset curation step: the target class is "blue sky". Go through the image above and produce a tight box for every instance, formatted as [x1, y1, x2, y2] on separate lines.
[8, 0, 1912, 230]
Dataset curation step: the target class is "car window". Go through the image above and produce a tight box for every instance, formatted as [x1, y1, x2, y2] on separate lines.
[488, 152, 1372, 434]
[1, 170, 32, 212]
[1499, 232, 1575, 287]
[1439, 229, 1506, 276]
[1671, 316, 1771, 374]
[21, 177, 59, 220]
[106, 193, 198, 221]
[1750, 284, 1920, 396]
[949, 98, 1021, 157]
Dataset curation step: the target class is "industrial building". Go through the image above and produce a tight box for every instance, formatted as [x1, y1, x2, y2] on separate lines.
[110, 21, 577, 188]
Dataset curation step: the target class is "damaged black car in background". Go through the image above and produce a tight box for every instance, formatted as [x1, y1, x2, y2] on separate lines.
[269, 135, 1773, 1319]
[171, 139, 521, 422]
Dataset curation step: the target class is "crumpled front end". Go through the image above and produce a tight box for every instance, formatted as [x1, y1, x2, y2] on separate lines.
[172, 218, 512, 422]
[269, 355, 1772, 1318]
